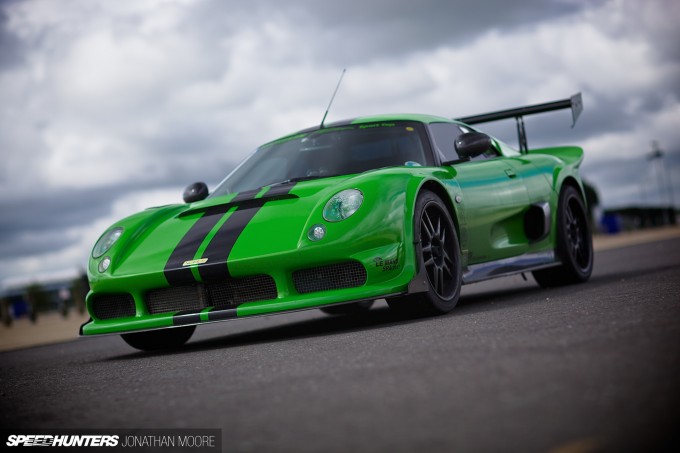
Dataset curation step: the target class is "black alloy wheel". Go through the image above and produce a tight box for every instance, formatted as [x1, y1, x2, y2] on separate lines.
[533, 185, 593, 287]
[388, 190, 461, 316]
[420, 199, 458, 300]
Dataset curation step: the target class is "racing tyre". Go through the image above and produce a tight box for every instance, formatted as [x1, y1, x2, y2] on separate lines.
[388, 190, 461, 316]
[533, 185, 593, 287]
[121, 325, 196, 351]
[320, 300, 374, 316]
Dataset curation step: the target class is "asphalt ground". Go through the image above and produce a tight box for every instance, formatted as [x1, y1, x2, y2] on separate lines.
[1, 236, 679, 452]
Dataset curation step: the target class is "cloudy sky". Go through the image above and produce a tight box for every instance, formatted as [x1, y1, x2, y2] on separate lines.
[1, 0, 679, 287]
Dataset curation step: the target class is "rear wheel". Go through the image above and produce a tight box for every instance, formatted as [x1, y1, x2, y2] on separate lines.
[121, 325, 195, 351]
[533, 185, 593, 287]
[320, 300, 374, 316]
[388, 190, 461, 316]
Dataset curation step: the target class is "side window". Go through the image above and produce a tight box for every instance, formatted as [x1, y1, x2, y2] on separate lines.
[469, 145, 501, 161]
[428, 123, 465, 162]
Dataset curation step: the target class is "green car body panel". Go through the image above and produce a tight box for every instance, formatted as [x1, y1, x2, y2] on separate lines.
[82, 112, 587, 337]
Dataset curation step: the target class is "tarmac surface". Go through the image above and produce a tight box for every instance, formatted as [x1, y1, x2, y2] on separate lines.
[1, 229, 679, 452]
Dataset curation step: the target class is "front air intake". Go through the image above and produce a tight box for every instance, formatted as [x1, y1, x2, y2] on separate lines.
[92, 294, 136, 320]
[293, 261, 367, 294]
[144, 275, 278, 314]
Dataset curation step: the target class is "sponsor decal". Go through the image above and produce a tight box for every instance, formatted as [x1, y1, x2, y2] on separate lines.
[358, 122, 395, 129]
[182, 258, 208, 267]
[374, 256, 400, 272]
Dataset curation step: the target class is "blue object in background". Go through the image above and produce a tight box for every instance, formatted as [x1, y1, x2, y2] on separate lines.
[8, 298, 29, 318]
[601, 214, 621, 234]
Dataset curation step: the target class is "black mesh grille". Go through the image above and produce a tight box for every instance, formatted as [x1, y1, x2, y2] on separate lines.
[293, 261, 367, 294]
[146, 285, 206, 315]
[144, 275, 278, 314]
[92, 294, 136, 320]
[207, 275, 278, 310]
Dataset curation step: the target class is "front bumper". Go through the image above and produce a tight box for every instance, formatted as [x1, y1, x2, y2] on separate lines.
[81, 242, 415, 336]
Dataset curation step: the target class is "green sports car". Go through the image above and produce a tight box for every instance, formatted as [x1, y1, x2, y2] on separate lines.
[82, 94, 593, 351]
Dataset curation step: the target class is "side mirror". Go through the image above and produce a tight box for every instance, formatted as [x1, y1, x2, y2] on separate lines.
[183, 182, 209, 203]
[454, 132, 493, 160]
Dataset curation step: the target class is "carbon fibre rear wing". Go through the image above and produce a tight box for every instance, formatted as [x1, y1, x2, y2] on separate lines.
[456, 93, 583, 153]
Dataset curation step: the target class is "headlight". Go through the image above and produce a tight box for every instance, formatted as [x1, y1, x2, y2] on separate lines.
[323, 189, 363, 222]
[92, 227, 123, 258]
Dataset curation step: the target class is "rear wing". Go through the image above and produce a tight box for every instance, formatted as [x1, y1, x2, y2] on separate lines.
[455, 92, 583, 153]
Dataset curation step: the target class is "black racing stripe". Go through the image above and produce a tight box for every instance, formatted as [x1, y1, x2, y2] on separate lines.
[178, 192, 297, 218]
[207, 308, 238, 321]
[173, 308, 203, 326]
[266, 183, 297, 197]
[164, 206, 224, 286]
[262, 182, 296, 198]
[197, 184, 295, 283]
[198, 207, 261, 282]
[164, 189, 262, 286]
[229, 188, 262, 203]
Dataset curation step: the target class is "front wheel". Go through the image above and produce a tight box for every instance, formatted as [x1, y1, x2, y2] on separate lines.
[388, 190, 461, 316]
[121, 325, 196, 351]
[533, 185, 593, 287]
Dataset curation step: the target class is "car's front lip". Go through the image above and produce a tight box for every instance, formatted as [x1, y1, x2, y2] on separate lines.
[80, 284, 407, 336]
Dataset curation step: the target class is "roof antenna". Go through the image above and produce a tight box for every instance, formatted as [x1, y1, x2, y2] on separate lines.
[320, 68, 346, 129]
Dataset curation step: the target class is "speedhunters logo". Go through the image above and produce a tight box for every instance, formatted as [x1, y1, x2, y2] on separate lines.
[7, 435, 118, 447]
[2, 430, 221, 451]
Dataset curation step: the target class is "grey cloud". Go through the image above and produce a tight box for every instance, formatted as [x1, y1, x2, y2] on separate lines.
[603, 0, 680, 63]
[186, 0, 589, 65]
[0, 159, 240, 260]
[0, 229, 80, 258]
[0, 176, 228, 265]
[1, 187, 123, 236]
[0, 3, 24, 70]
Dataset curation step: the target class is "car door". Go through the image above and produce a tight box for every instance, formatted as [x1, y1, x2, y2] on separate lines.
[429, 123, 530, 264]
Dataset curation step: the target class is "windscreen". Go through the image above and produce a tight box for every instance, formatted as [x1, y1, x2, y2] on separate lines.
[211, 121, 429, 197]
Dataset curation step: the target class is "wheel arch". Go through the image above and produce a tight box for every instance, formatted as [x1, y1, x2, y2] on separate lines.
[547, 176, 587, 242]
[416, 180, 462, 251]
[398, 177, 463, 311]
[533, 174, 594, 287]
[560, 176, 587, 205]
